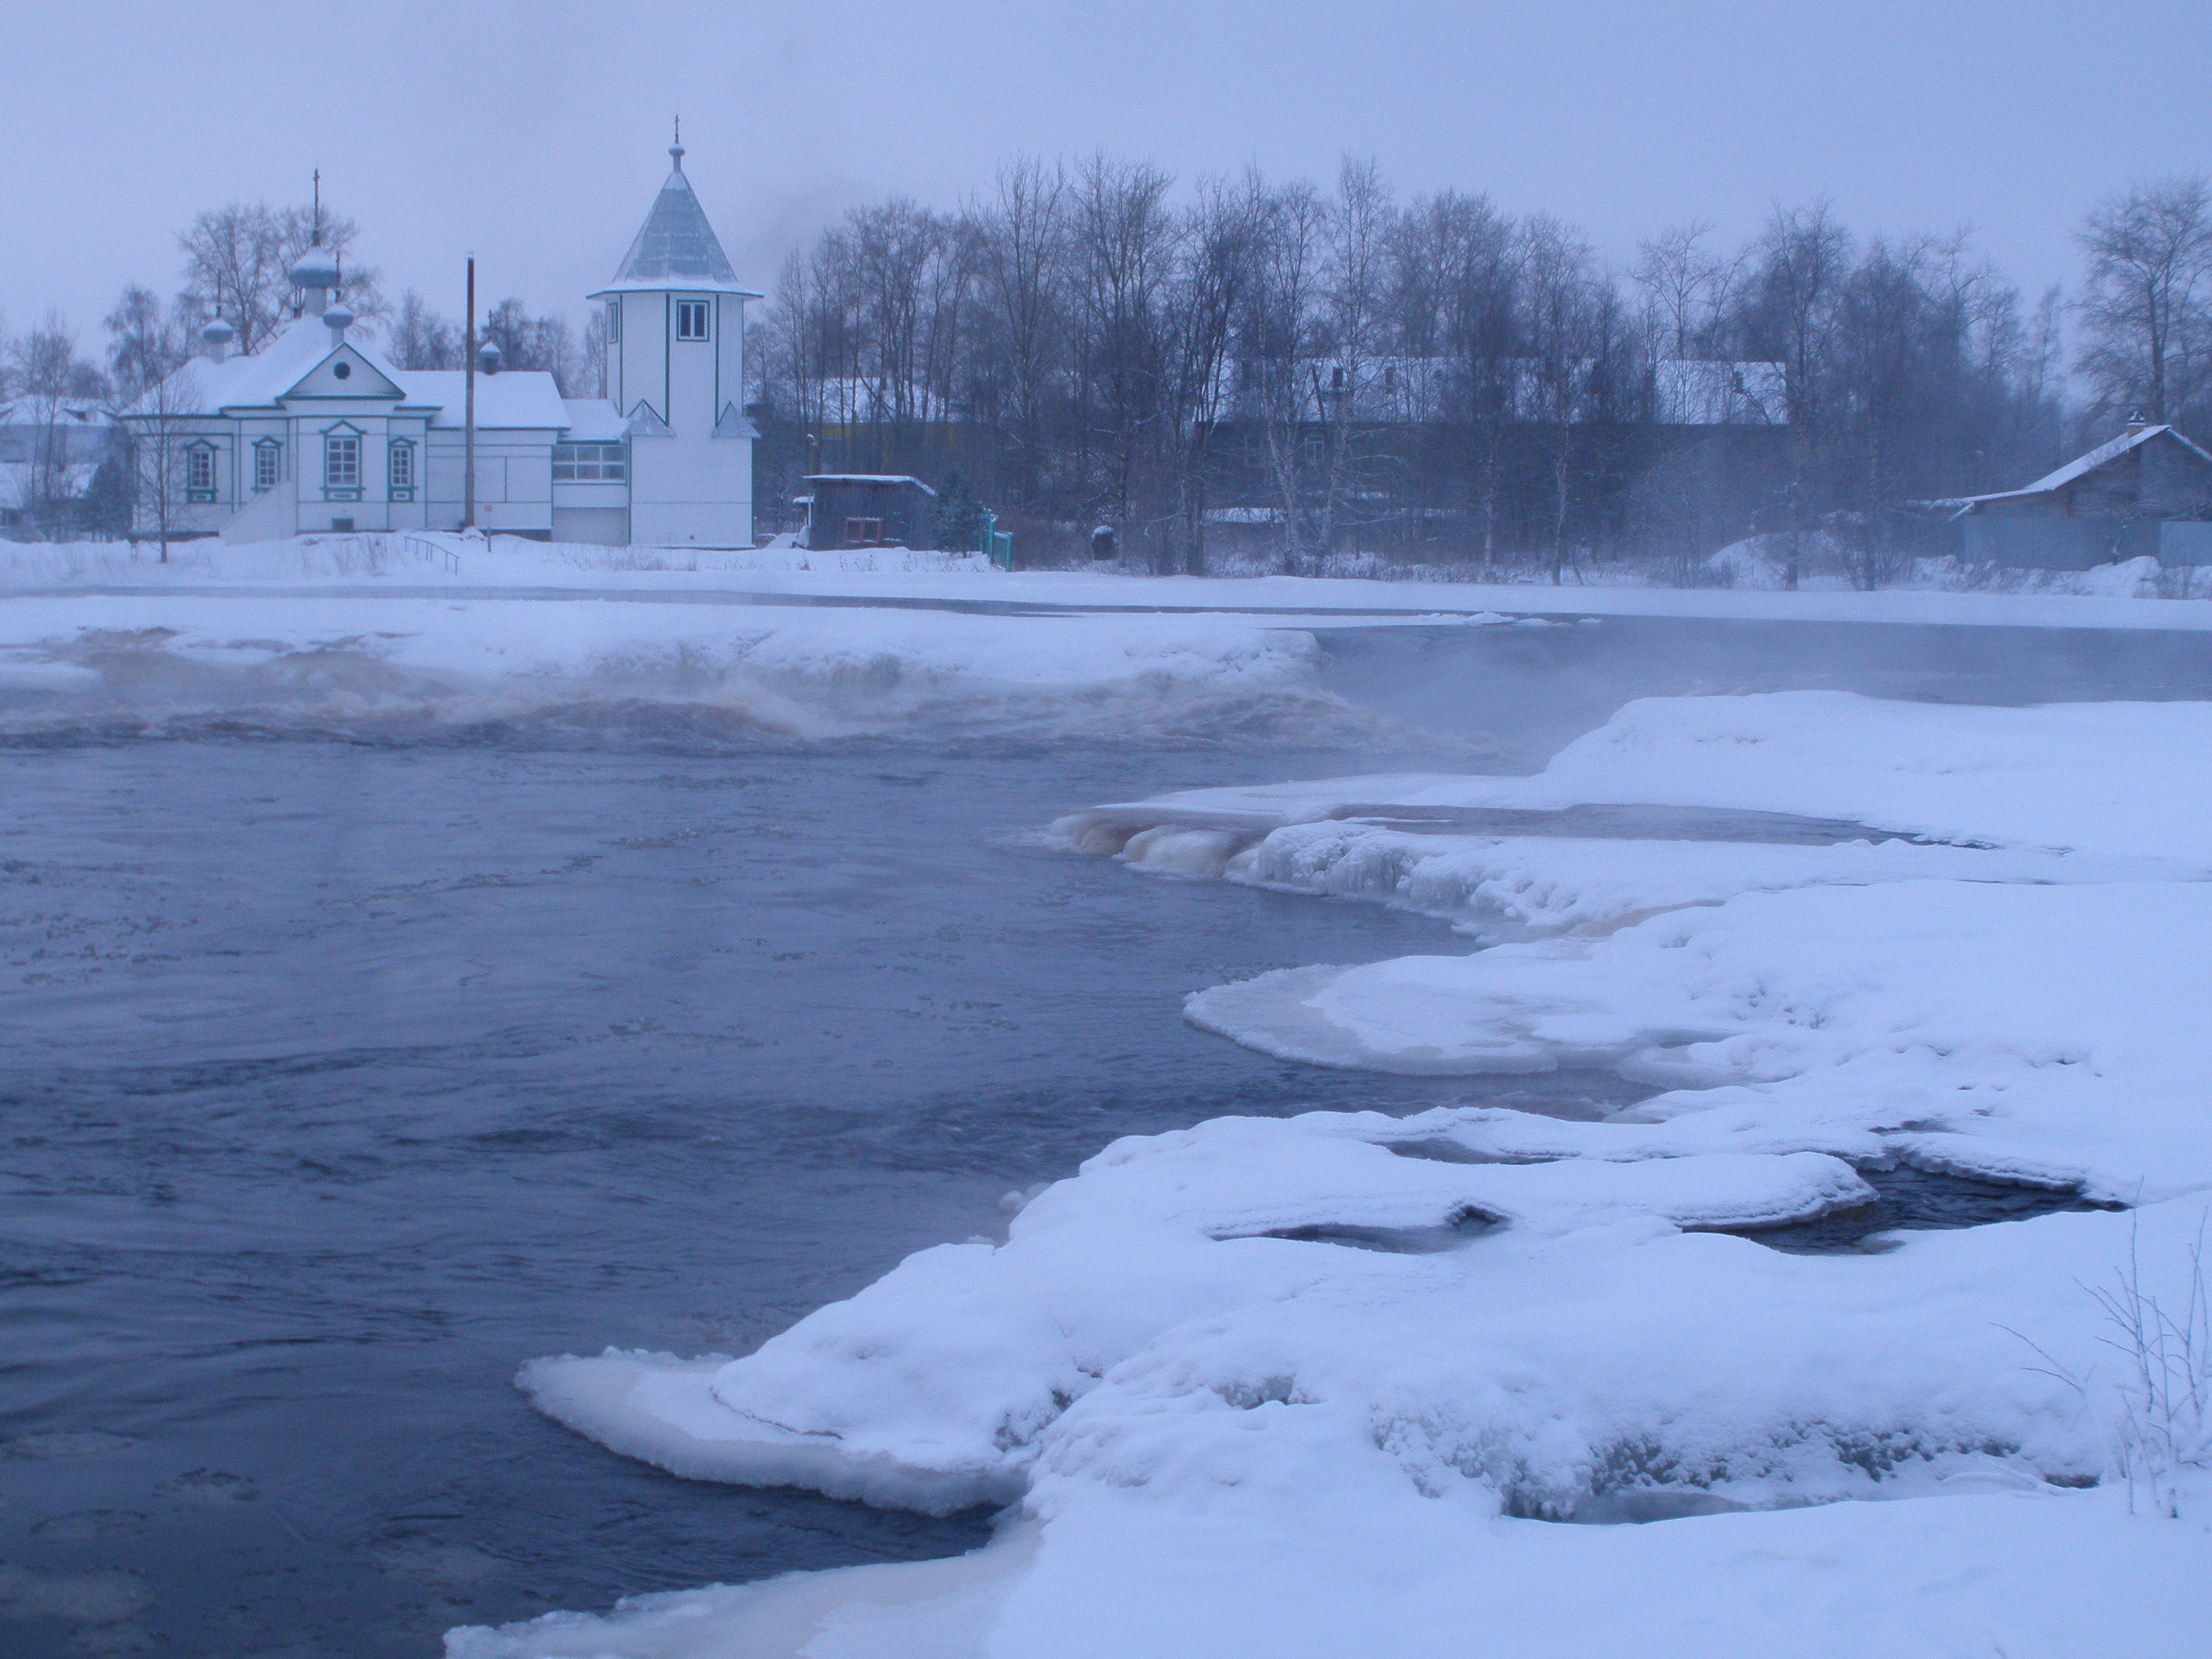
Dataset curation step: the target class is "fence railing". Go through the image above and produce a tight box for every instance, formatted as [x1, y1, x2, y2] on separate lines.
[399, 532, 465, 575]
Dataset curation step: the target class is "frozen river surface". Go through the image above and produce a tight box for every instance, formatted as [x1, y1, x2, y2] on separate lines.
[4, 613, 2211, 1657]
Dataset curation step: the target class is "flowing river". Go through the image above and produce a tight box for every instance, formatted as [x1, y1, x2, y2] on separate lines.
[4, 608, 2210, 1656]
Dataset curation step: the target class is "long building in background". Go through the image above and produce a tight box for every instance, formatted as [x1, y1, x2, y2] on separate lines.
[120, 141, 758, 548]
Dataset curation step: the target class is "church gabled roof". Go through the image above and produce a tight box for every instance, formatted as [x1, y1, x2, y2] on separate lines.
[592, 144, 761, 298]
[121, 313, 569, 430]
[121, 315, 405, 417]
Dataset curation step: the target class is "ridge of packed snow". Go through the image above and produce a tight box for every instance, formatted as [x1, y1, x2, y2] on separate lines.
[1067, 691, 2212, 864]
[0, 591, 1381, 746]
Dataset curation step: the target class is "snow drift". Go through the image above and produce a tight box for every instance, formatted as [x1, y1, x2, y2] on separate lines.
[475, 688, 2212, 1658]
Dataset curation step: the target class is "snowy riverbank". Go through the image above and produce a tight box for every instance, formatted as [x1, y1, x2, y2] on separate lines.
[469, 688, 2212, 1657]
[7, 532, 2212, 633]
[0, 585, 1382, 747]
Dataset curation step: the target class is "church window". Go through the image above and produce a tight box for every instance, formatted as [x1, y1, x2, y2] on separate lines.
[675, 301, 709, 341]
[333, 361, 352, 380]
[388, 440, 415, 492]
[553, 442, 628, 482]
[254, 441, 281, 491]
[606, 301, 621, 343]
[187, 446, 216, 496]
[325, 434, 360, 491]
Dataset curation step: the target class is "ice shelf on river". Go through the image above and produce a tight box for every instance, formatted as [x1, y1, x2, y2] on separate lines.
[475, 689, 2212, 1658]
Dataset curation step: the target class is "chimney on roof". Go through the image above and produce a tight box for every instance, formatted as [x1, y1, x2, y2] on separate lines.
[201, 315, 234, 363]
[2125, 410, 2150, 437]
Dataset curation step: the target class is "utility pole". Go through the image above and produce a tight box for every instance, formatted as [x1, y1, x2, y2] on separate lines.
[464, 255, 477, 532]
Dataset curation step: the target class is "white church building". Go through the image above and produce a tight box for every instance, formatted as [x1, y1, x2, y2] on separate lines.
[126, 141, 759, 547]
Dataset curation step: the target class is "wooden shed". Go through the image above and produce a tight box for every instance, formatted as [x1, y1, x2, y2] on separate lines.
[802, 475, 937, 551]
[1944, 421, 2212, 568]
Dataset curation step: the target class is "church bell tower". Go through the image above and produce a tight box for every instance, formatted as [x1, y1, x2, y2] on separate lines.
[590, 130, 760, 546]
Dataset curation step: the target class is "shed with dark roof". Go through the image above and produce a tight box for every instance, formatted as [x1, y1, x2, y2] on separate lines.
[802, 475, 937, 551]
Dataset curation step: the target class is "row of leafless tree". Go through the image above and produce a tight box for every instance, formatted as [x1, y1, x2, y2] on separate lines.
[383, 290, 603, 392]
[754, 159, 2211, 577]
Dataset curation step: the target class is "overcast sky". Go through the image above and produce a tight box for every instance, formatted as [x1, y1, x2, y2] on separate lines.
[4, 0, 2208, 346]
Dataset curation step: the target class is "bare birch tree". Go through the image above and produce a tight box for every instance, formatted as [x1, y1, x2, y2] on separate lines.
[2076, 176, 2212, 431]
[969, 158, 1068, 501]
[127, 361, 193, 563]
[1247, 175, 1328, 569]
[180, 200, 386, 352]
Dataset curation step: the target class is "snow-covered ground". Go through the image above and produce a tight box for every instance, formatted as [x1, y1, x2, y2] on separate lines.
[468, 689, 2212, 1657]
[0, 531, 997, 588]
[8, 532, 2212, 632]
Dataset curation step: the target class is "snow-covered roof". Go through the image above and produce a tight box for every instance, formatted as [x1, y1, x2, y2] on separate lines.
[121, 317, 406, 417]
[0, 460, 102, 498]
[592, 151, 760, 298]
[804, 474, 937, 495]
[397, 370, 568, 429]
[1948, 424, 2212, 512]
[120, 316, 569, 429]
[558, 398, 627, 442]
[0, 398, 117, 429]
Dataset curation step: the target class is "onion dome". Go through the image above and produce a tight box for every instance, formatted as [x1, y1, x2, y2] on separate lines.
[289, 245, 342, 293]
[477, 339, 503, 372]
[199, 316, 235, 346]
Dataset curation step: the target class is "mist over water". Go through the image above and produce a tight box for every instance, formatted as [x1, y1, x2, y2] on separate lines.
[5, 617, 2212, 1657]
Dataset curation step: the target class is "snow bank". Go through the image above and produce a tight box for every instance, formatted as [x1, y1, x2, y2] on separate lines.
[1705, 535, 2212, 599]
[11, 532, 2212, 634]
[1120, 820, 2160, 936]
[0, 532, 994, 590]
[481, 689, 2212, 1657]
[1189, 880, 2212, 1193]
[455, 1472, 2211, 1658]
[0, 589, 1391, 746]
[1064, 690, 2212, 863]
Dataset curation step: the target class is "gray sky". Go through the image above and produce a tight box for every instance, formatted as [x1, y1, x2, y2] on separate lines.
[4, 0, 2207, 346]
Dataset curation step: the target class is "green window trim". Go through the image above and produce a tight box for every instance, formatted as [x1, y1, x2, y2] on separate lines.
[186, 441, 219, 502]
[323, 423, 363, 496]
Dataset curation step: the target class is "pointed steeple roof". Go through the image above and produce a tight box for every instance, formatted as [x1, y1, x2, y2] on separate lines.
[594, 138, 760, 297]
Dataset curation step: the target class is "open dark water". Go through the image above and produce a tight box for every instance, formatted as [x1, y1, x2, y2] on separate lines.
[5, 610, 2212, 1657]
